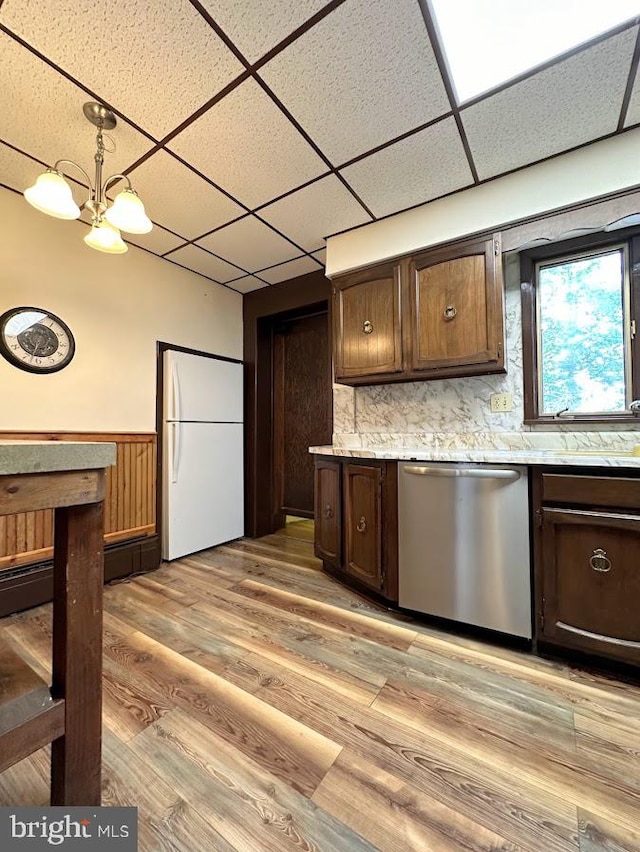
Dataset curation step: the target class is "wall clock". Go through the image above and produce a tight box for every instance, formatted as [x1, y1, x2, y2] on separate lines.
[0, 307, 75, 374]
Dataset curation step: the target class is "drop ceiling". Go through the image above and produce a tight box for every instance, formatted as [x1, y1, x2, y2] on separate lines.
[1, 0, 639, 294]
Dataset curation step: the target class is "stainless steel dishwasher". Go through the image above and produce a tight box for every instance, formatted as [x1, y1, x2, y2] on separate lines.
[398, 462, 532, 638]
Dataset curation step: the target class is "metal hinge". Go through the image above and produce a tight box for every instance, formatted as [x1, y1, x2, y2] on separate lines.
[535, 508, 543, 528]
[494, 239, 500, 256]
[631, 319, 637, 340]
[539, 610, 545, 631]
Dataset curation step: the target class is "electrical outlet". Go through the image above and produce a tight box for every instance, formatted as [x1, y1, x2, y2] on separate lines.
[490, 393, 513, 412]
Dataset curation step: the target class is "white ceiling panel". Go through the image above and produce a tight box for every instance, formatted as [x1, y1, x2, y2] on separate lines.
[258, 256, 323, 284]
[226, 275, 270, 294]
[167, 244, 245, 282]
[462, 28, 637, 180]
[259, 175, 372, 251]
[312, 248, 327, 265]
[196, 215, 300, 271]
[199, 0, 331, 63]
[168, 78, 328, 208]
[624, 62, 640, 126]
[259, 0, 451, 164]
[0, 32, 152, 185]
[0, 143, 47, 196]
[124, 225, 185, 256]
[126, 150, 245, 240]
[0, 0, 244, 140]
[341, 118, 473, 218]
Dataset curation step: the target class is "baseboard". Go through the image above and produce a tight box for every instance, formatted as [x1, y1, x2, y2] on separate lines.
[0, 535, 161, 618]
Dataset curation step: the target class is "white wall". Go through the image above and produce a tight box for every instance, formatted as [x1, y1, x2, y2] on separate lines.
[0, 187, 242, 432]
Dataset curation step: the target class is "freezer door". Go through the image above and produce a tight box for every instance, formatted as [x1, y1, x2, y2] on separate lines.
[163, 422, 244, 560]
[164, 350, 243, 423]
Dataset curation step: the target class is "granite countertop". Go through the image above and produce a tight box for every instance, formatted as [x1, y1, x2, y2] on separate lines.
[0, 440, 117, 476]
[309, 445, 640, 467]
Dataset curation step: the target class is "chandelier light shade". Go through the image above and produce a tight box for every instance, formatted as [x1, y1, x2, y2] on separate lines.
[23, 102, 153, 254]
[23, 169, 82, 220]
[83, 220, 128, 254]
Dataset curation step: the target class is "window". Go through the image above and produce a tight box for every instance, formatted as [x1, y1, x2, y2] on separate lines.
[521, 231, 639, 422]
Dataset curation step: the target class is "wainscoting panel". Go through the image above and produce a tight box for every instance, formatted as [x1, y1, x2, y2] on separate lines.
[0, 432, 156, 572]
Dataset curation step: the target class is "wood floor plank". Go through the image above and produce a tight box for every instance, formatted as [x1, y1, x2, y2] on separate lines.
[578, 809, 640, 852]
[221, 651, 580, 852]
[130, 709, 376, 852]
[312, 750, 525, 852]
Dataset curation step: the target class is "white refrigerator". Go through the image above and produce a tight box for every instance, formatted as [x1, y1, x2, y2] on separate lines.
[162, 349, 244, 561]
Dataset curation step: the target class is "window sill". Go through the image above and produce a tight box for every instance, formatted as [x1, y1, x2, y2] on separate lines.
[524, 415, 640, 426]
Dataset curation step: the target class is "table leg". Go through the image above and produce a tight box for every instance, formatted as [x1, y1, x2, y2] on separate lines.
[50, 500, 104, 806]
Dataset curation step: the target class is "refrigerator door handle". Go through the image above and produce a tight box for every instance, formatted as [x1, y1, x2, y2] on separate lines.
[171, 422, 181, 484]
[170, 358, 181, 421]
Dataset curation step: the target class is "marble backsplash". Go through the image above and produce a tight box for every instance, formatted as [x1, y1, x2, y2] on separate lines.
[332, 255, 640, 452]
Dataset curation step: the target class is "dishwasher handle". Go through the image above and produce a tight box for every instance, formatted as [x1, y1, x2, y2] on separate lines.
[402, 465, 520, 481]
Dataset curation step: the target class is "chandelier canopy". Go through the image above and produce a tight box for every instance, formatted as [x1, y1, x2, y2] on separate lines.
[23, 102, 152, 254]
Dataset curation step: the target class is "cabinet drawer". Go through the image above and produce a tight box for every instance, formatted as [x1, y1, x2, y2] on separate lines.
[540, 507, 640, 662]
[541, 473, 640, 510]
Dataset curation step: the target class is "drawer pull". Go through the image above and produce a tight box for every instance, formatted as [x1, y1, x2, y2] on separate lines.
[362, 320, 373, 334]
[356, 516, 367, 533]
[589, 548, 612, 573]
[443, 305, 457, 321]
[323, 504, 333, 519]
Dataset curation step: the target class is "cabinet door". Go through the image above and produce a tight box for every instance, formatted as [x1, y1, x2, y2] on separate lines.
[407, 234, 504, 376]
[540, 507, 640, 664]
[314, 459, 342, 567]
[344, 463, 383, 592]
[333, 263, 402, 379]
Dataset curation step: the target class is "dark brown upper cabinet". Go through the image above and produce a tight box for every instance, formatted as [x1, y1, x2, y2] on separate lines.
[332, 234, 505, 385]
[333, 261, 402, 380]
[406, 235, 504, 377]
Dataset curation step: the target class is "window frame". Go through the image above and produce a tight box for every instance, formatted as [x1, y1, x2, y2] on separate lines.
[520, 227, 640, 423]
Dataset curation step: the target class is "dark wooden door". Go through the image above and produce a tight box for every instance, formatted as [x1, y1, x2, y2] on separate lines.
[344, 463, 383, 592]
[407, 234, 504, 375]
[540, 507, 640, 664]
[314, 458, 342, 567]
[333, 263, 402, 379]
[273, 311, 332, 522]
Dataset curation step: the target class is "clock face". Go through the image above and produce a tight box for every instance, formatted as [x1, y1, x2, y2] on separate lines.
[0, 307, 75, 373]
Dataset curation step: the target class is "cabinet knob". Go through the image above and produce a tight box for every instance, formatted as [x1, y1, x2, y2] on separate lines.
[362, 320, 373, 334]
[323, 504, 333, 519]
[589, 548, 612, 573]
[356, 516, 367, 533]
[443, 305, 457, 321]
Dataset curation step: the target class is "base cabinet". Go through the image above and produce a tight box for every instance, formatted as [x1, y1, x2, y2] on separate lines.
[534, 471, 640, 666]
[314, 456, 397, 602]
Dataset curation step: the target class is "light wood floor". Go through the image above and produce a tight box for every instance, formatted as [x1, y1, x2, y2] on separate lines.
[1, 520, 639, 851]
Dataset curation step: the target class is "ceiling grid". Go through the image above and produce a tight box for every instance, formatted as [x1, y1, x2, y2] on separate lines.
[1, 0, 639, 292]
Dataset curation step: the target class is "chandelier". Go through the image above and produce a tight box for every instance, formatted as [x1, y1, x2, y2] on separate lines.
[23, 102, 152, 254]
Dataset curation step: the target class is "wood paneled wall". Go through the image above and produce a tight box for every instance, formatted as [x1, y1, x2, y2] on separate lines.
[0, 432, 156, 572]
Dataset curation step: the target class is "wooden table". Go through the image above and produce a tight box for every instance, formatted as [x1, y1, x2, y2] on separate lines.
[0, 440, 115, 805]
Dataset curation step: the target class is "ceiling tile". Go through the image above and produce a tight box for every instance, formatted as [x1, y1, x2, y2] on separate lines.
[168, 78, 327, 208]
[0, 1, 244, 139]
[258, 0, 451, 164]
[312, 248, 326, 265]
[167, 245, 245, 282]
[196, 215, 300, 271]
[259, 176, 371, 251]
[0, 142, 46, 195]
[125, 226, 185, 256]
[462, 28, 637, 180]
[199, 0, 330, 63]
[0, 32, 152, 185]
[340, 118, 473, 218]
[126, 150, 245, 239]
[258, 256, 323, 284]
[226, 276, 270, 294]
